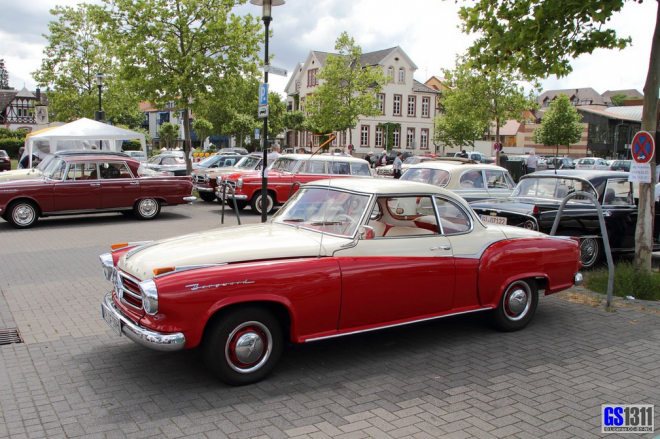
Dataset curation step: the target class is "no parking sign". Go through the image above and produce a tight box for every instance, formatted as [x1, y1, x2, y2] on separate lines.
[631, 131, 654, 164]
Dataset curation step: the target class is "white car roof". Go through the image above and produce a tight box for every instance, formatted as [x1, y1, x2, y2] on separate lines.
[279, 153, 369, 164]
[406, 161, 507, 172]
[304, 177, 459, 197]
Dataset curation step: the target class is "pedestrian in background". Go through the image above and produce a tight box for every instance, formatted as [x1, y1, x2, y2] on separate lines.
[526, 150, 538, 174]
[393, 152, 403, 179]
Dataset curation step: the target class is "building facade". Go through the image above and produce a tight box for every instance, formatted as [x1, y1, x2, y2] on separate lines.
[285, 47, 440, 156]
[0, 87, 48, 132]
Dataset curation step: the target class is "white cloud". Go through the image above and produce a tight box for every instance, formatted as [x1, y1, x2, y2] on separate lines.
[1, 0, 655, 98]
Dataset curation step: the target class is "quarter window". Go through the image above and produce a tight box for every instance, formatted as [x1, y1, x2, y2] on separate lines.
[434, 196, 471, 234]
[484, 170, 514, 189]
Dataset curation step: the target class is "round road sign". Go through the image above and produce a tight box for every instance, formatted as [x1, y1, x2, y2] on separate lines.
[631, 131, 655, 164]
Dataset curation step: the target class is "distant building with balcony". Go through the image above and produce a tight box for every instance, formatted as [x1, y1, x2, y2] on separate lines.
[0, 87, 49, 132]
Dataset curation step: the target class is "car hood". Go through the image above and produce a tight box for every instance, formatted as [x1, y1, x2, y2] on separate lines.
[0, 176, 47, 188]
[0, 168, 43, 182]
[192, 166, 250, 177]
[118, 223, 342, 280]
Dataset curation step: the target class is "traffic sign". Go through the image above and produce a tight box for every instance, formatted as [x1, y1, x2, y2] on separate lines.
[258, 105, 269, 118]
[262, 65, 288, 77]
[631, 131, 655, 164]
[259, 84, 268, 106]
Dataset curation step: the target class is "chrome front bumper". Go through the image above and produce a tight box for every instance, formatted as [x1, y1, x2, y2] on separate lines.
[101, 292, 186, 352]
[183, 196, 197, 202]
[195, 186, 214, 192]
[216, 191, 248, 201]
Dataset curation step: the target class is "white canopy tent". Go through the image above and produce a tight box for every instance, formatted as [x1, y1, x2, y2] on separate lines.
[22, 118, 147, 167]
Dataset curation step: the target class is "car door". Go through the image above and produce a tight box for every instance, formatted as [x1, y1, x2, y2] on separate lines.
[334, 195, 456, 330]
[98, 161, 141, 209]
[52, 161, 101, 211]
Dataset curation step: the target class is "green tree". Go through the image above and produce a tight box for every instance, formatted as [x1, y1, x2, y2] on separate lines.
[532, 94, 583, 157]
[457, 0, 659, 273]
[225, 113, 258, 149]
[159, 122, 180, 149]
[102, 0, 263, 173]
[0, 59, 11, 90]
[192, 118, 213, 149]
[610, 93, 643, 107]
[305, 32, 387, 144]
[267, 92, 286, 141]
[433, 112, 487, 155]
[441, 60, 537, 163]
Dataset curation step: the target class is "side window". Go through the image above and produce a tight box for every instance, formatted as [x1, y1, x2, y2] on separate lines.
[300, 160, 325, 174]
[459, 170, 485, 189]
[350, 162, 371, 176]
[603, 179, 633, 205]
[485, 170, 513, 189]
[66, 163, 98, 180]
[434, 196, 471, 234]
[328, 162, 350, 175]
[380, 196, 440, 236]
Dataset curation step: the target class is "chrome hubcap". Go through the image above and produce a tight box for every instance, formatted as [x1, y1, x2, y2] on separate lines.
[139, 199, 157, 217]
[13, 204, 35, 226]
[580, 238, 598, 267]
[504, 282, 531, 321]
[225, 321, 272, 374]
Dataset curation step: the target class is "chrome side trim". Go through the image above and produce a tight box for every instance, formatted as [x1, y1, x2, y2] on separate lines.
[102, 293, 185, 352]
[305, 308, 492, 342]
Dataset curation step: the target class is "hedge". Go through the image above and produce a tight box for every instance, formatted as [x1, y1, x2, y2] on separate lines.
[0, 138, 24, 158]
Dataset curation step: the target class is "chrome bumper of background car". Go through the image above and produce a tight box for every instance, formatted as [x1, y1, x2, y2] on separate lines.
[102, 292, 186, 352]
[195, 186, 214, 192]
[216, 191, 248, 200]
[183, 196, 197, 202]
[574, 273, 584, 286]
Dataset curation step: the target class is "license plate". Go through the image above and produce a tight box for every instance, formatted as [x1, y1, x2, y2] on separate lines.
[101, 303, 122, 337]
[480, 214, 507, 225]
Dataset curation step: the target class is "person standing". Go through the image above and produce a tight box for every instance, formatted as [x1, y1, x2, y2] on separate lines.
[499, 151, 508, 169]
[267, 142, 281, 163]
[526, 150, 538, 174]
[378, 150, 388, 167]
[393, 152, 403, 179]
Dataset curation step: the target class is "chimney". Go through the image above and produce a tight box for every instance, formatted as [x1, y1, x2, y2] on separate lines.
[35, 87, 41, 102]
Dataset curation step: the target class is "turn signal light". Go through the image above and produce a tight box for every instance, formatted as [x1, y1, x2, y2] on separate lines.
[111, 243, 129, 250]
[153, 267, 175, 276]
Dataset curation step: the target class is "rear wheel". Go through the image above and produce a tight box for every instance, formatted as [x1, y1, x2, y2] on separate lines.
[199, 191, 216, 202]
[580, 238, 601, 269]
[491, 279, 538, 332]
[133, 198, 161, 220]
[7, 200, 39, 228]
[203, 307, 283, 386]
[250, 192, 274, 215]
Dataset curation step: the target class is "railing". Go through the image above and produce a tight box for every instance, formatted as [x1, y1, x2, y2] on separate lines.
[550, 190, 614, 307]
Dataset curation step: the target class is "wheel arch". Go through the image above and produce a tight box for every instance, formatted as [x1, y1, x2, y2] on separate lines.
[6, 197, 43, 217]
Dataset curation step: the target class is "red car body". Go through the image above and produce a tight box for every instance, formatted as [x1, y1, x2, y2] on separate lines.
[0, 155, 195, 228]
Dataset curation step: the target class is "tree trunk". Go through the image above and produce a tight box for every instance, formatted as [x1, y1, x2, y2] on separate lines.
[183, 107, 192, 174]
[634, 4, 660, 273]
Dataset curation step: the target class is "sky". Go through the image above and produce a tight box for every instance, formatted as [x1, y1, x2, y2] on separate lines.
[1, 0, 657, 99]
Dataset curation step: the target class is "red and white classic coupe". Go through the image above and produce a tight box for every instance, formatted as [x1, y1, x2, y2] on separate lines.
[0, 155, 195, 228]
[100, 178, 583, 385]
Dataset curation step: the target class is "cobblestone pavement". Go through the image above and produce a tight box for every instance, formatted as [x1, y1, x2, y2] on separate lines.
[0, 200, 658, 438]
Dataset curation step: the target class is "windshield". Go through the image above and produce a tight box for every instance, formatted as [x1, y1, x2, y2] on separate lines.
[237, 155, 261, 169]
[512, 177, 597, 201]
[198, 155, 220, 167]
[36, 154, 56, 171]
[43, 158, 67, 180]
[273, 187, 370, 237]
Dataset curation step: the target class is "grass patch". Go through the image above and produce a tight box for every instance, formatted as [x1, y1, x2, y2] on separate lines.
[584, 262, 660, 301]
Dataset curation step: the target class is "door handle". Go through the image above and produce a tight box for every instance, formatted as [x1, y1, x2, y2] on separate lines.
[90, 183, 100, 187]
[129, 181, 139, 185]
[431, 245, 451, 251]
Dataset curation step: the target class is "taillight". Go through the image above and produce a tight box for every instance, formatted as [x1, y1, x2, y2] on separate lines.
[532, 205, 540, 214]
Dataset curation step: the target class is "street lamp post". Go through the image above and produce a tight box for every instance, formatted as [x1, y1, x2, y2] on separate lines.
[251, 0, 284, 223]
[95, 73, 107, 123]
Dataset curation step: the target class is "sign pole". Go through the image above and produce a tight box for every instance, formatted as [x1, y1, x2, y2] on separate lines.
[260, 18, 271, 223]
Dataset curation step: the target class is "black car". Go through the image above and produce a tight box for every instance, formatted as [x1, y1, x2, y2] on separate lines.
[470, 170, 660, 269]
[0, 150, 10, 171]
[610, 160, 631, 172]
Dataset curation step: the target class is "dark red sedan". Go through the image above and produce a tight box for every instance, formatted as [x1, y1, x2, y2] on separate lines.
[0, 155, 195, 228]
[0, 150, 10, 172]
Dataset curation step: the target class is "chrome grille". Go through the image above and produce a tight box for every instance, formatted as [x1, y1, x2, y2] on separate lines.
[116, 271, 143, 310]
[193, 175, 206, 184]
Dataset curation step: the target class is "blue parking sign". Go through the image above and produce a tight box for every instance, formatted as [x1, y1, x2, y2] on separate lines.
[259, 84, 268, 106]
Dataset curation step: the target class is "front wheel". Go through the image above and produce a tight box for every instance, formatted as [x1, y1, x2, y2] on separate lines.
[250, 192, 274, 215]
[7, 200, 39, 228]
[133, 198, 161, 220]
[491, 279, 538, 332]
[203, 307, 283, 386]
[579, 237, 601, 269]
[199, 191, 216, 202]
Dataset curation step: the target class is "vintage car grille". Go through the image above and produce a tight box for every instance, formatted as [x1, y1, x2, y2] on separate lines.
[116, 271, 143, 310]
[220, 180, 237, 190]
[193, 174, 207, 184]
[377, 168, 393, 176]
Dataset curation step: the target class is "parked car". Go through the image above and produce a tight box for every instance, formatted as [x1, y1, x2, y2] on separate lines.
[193, 153, 264, 202]
[401, 161, 515, 202]
[610, 160, 631, 172]
[144, 153, 188, 176]
[0, 155, 195, 228]
[575, 157, 610, 170]
[190, 154, 244, 201]
[470, 170, 660, 269]
[100, 177, 582, 385]
[0, 150, 10, 171]
[218, 147, 249, 155]
[376, 155, 438, 177]
[547, 157, 575, 170]
[124, 150, 147, 162]
[0, 150, 131, 182]
[217, 154, 372, 214]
